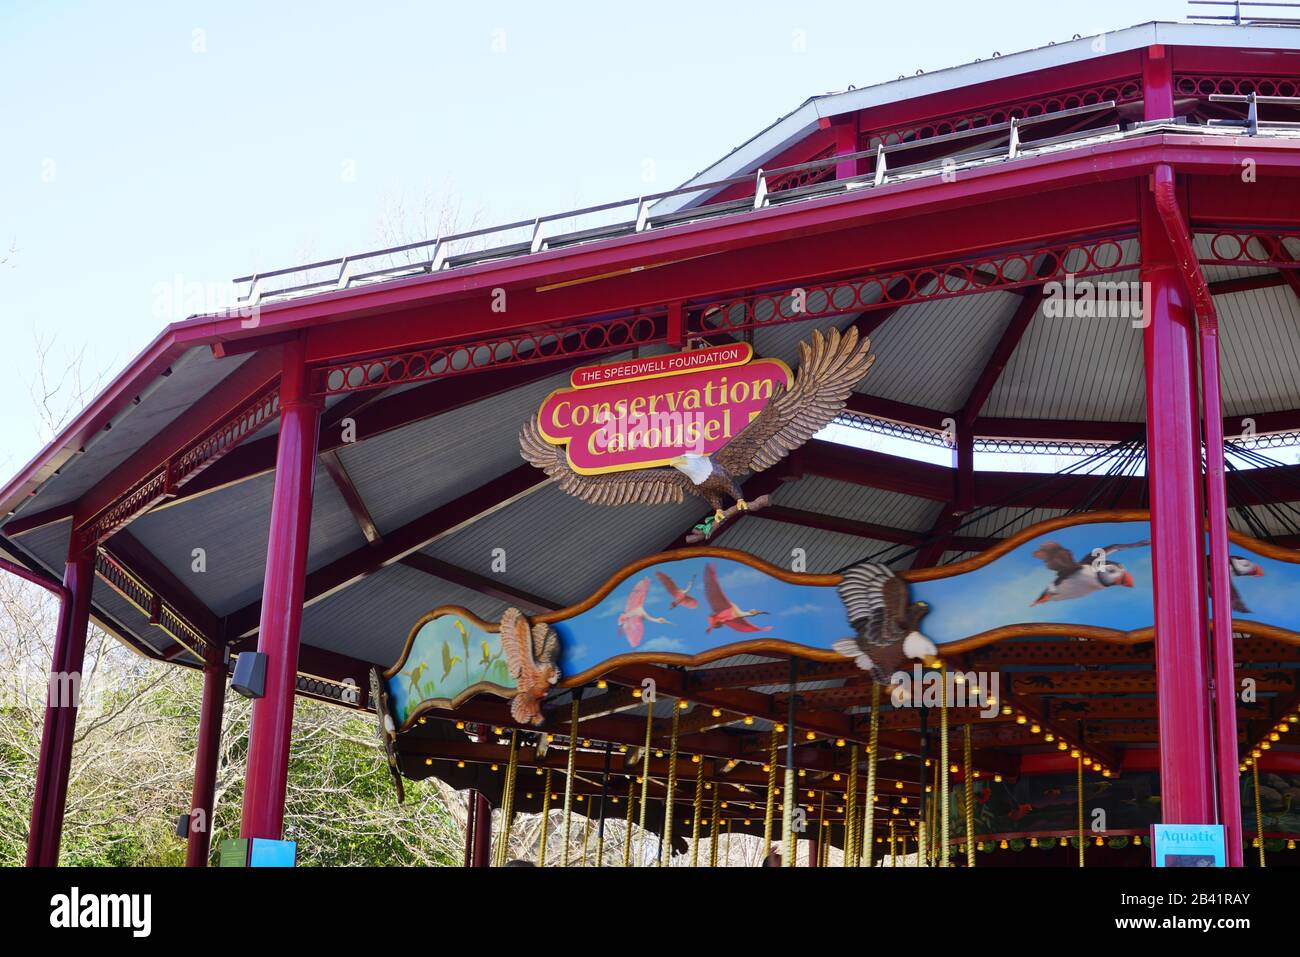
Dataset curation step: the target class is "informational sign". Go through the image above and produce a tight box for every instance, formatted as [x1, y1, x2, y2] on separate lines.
[535, 343, 793, 474]
[1150, 824, 1226, 867]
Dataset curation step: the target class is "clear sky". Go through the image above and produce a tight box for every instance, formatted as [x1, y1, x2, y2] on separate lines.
[0, 0, 1188, 477]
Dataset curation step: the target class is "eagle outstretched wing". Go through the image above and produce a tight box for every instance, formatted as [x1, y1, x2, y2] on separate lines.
[833, 563, 911, 683]
[519, 416, 693, 506]
[714, 327, 875, 477]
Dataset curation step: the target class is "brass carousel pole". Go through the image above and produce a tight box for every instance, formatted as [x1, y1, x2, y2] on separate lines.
[660, 704, 681, 866]
[1253, 760, 1267, 867]
[538, 768, 553, 866]
[963, 724, 976, 868]
[782, 658, 798, 868]
[637, 698, 654, 864]
[845, 744, 859, 867]
[708, 785, 720, 866]
[917, 707, 928, 867]
[595, 741, 612, 866]
[690, 756, 705, 867]
[1077, 752, 1085, 868]
[939, 673, 950, 867]
[494, 729, 520, 866]
[863, 683, 880, 866]
[762, 726, 779, 853]
[816, 790, 826, 866]
[561, 698, 580, 866]
[889, 819, 896, 867]
[622, 777, 635, 867]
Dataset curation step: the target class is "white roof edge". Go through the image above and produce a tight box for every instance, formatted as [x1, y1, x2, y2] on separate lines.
[656, 21, 1300, 215]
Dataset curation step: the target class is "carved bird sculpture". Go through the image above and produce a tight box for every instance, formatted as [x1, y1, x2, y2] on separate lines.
[498, 607, 561, 726]
[833, 563, 936, 687]
[519, 327, 875, 528]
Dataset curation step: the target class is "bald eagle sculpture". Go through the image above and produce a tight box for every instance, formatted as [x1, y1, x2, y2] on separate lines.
[520, 327, 875, 528]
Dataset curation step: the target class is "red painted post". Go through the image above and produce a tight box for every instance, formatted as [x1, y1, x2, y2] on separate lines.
[27, 549, 94, 866]
[833, 115, 860, 180]
[240, 338, 321, 842]
[471, 791, 492, 866]
[1141, 192, 1216, 826]
[186, 643, 228, 866]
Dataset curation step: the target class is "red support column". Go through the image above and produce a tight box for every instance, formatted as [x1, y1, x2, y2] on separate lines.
[240, 338, 321, 843]
[832, 115, 861, 180]
[1141, 191, 1216, 826]
[471, 791, 492, 867]
[26, 548, 94, 866]
[186, 643, 228, 866]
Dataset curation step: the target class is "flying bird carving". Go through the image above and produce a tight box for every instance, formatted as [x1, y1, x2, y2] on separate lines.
[519, 327, 875, 530]
[1228, 554, 1264, 613]
[498, 607, 561, 726]
[703, 562, 771, 633]
[1030, 540, 1149, 605]
[618, 577, 669, 647]
[832, 563, 935, 687]
[655, 571, 699, 609]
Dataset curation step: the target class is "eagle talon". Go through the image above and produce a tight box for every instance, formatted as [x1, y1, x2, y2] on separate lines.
[736, 499, 749, 511]
[713, 509, 726, 525]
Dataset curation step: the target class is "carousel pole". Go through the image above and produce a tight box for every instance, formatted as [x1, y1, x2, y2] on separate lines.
[622, 778, 635, 867]
[762, 727, 779, 853]
[813, 791, 826, 867]
[561, 698, 580, 866]
[845, 744, 859, 867]
[889, 819, 896, 867]
[1077, 753, 1085, 868]
[939, 672, 950, 866]
[917, 706, 928, 867]
[1252, 761, 1266, 867]
[782, 657, 798, 867]
[863, 683, 880, 866]
[708, 786, 720, 866]
[595, 742, 612, 866]
[538, 769, 553, 866]
[963, 724, 976, 868]
[690, 756, 705, 866]
[494, 729, 520, 866]
[660, 705, 681, 866]
[637, 701, 654, 863]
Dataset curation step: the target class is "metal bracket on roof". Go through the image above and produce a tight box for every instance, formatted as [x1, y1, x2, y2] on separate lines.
[336, 256, 354, 290]
[753, 169, 768, 209]
[873, 144, 887, 186]
[1008, 118, 1021, 159]
[635, 197, 650, 233]
[429, 240, 448, 272]
[529, 217, 546, 254]
[1247, 91, 1259, 136]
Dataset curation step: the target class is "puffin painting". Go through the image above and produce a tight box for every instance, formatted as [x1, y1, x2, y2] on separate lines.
[832, 563, 936, 686]
[1228, 554, 1265, 613]
[1030, 540, 1149, 605]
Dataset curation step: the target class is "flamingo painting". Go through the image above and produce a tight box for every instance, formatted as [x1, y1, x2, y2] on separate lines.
[618, 577, 670, 647]
[655, 571, 699, 609]
[703, 562, 771, 633]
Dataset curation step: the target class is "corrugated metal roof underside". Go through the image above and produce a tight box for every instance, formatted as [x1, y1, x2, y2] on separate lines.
[773, 474, 941, 532]
[301, 561, 509, 666]
[334, 364, 578, 536]
[1217, 285, 1300, 418]
[12, 348, 253, 515]
[854, 290, 1023, 412]
[715, 516, 896, 572]
[423, 482, 707, 607]
[127, 462, 368, 616]
[980, 271, 1146, 422]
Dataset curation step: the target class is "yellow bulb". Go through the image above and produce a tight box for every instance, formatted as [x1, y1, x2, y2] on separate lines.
[798, 768, 806, 777]
[721, 801, 728, 809]
[1252, 749, 1262, 758]
[546, 734, 555, 742]
[807, 789, 815, 798]
[743, 715, 754, 725]
[1270, 732, 1281, 742]
[832, 773, 841, 782]
[424, 757, 433, 766]
[597, 678, 607, 689]
[835, 738, 846, 747]
[761, 763, 770, 772]
[1102, 769, 1112, 778]
[1001, 706, 1012, 716]
[526, 793, 533, 799]
[456, 760, 465, 768]
[1289, 840, 1297, 850]
[1082, 756, 1092, 766]
[632, 688, 642, 698]
[535, 768, 543, 775]
[455, 721, 465, 730]
[493, 727, 503, 735]
[655, 749, 663, 758]
[895, 781, 903, 789]
[417, 717, 426, 725]
[891, 807, 900, 815]
[551, 793, 558, 800]
[894, 752, 903, 761]
[744, 818, 752, 826]
[973, 771, 981, 779]
[582, 739, 590, 748]
[1094, 836, 1103, 847]
[805, 730, 816, 741]
[775, 723, 785, 733]
[987, 697, 997, 707]
[491, 764, 499, 772]
[953, 672, 965, 684]
[925, 785, 932, 794]
[1133, 836, 1141, 846]
[1030, 724, 1041, 734]
[1030, 838, 1038, 847]
[1060, 838, 1068, 847]
[1015, 715, 1027, 725]
[1044, 733, 1055, 742]
[950, 764, 958, 774]
[1058, 742, 1068, 751]
[691, 754, 700, 763]
[678, 699, 689, 710]
[999, 840, 1008, 850]
[900, 796, 908, 805]
[620, 745, 628, 753]
[1070, 749, 1081, 759]
[1262, 741, 1272, 750]
[711, 707, 722, 718]
[994, 774, 1003, 783]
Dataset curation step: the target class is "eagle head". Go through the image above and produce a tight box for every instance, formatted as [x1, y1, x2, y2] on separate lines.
[668, 453, 713, 485]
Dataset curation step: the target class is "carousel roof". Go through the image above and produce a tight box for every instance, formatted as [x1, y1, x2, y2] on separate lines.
[3, 21, 1300, 823]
